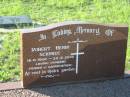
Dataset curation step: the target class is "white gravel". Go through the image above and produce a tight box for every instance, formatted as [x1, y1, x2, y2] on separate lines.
[0, 78, 130, 97]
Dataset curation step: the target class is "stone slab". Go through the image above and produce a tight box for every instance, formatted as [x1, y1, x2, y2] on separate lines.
[0, 81, 23, 91]
[20, 21, 128, 88]
[1, 78, 130, 97]
[0, 16, 32, 28]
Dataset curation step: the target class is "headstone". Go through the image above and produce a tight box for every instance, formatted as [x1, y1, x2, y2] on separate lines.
[20, 21, 128, 88]
[0, 16, 32, 28]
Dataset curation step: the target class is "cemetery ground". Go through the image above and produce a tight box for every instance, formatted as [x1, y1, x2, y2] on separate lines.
[0, 0, 130, 95]
[0, 78, 130, 97]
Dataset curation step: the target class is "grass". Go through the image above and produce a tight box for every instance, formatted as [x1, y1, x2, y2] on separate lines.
[0, 32, 20, 82]
[0, 0, 130, 82]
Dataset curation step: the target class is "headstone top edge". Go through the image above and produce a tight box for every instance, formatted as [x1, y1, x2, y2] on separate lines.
[21, 21, 128, 33]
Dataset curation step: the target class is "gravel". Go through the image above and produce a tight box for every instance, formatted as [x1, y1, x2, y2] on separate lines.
[0, 78, 130, 97]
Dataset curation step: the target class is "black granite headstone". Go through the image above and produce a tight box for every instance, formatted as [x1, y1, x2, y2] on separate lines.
[21, 21, 128, 88]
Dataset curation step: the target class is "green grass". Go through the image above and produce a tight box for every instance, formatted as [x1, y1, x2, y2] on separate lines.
[0, 0, 130, 82]
[0, 32, 20, 82]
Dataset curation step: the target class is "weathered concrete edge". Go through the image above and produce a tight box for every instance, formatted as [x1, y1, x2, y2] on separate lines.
[124, 70, 130, 78]
[0, 81, 23, 91]
[0, 71, 130, 91]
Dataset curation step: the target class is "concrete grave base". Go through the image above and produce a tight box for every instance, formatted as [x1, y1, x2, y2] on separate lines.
[0, 77, 130, 97]
[0, 81, 23, 91]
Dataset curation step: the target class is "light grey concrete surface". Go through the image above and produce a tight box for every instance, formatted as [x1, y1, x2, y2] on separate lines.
[0, 78, 130, 97]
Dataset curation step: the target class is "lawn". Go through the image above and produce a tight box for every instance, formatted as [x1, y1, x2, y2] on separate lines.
[0, 0, 130, 82]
